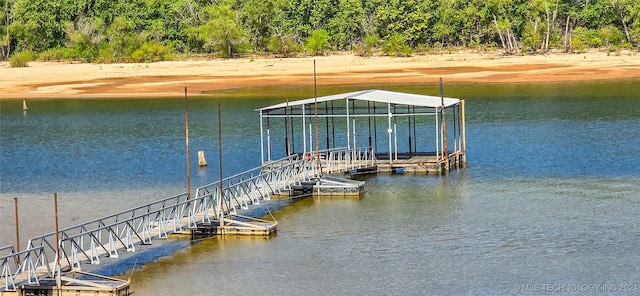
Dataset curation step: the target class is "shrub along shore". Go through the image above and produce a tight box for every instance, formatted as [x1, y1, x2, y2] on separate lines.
[1, 0, 639, 64]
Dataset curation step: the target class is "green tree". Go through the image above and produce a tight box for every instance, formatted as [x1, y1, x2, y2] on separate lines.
[9, 0, 86, 52]
[1, 0, 12, 59]
[376, 0, 434, 46]
[382, 33, 412, 56]
[130, 40, 172, 62]
[66, 16, 105, 61]
[433, 0, 461, 46]
[610, 0, 636, 45]
[458, 0, 495, 47]
[197, 2, 248, 57]
[267, 34, 301, 56]
[309, 0, 338, 31]
[239, 0, 280, 53]
[521, 0, 546, 52]
[104, 16, 139, 61]
[326, 0, 364, 49]
[8, 49, 30, 66]
[598, 24, 624, 47]
[171, 0, 207, 52]
[624, 0, 640, 45]
[575, 0, 617, 29]
[2, 0, 638, 61]
[354, 34, 378, 56]
[572, 26, 601, 51]
[266, 1, 303, 56]
[487, 0, 524, 54]
[305, 29, 330, 55]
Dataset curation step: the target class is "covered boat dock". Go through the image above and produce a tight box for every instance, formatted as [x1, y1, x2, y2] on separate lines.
[257, 89, 466, 174]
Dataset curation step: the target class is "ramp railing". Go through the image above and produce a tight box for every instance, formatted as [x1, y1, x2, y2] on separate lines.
[1, 148, 364, 292]
[0, 245, 48, 291]
[321, 147, 376, 174]
[194, 152, 322, 216]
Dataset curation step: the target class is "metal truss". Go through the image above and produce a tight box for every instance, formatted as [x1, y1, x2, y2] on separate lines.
[321, 147, 376, 174]
[1, 148, 365, 292]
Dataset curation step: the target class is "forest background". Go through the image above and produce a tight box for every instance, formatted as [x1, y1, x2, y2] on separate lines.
[1, 0, 639, 65]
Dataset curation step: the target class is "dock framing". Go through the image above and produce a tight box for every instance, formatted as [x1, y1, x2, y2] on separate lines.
[257, 89, 466, 173]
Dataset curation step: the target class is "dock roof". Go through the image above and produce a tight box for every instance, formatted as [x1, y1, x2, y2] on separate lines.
[257, 89, 460, 112]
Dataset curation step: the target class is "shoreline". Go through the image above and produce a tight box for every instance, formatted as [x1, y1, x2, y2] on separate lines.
[1, 50, 639, 100]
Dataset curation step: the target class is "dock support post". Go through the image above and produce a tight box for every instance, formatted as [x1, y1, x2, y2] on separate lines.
[14, 197, 20, 264]
[54, 193, 61, 291]
[309, 123, 313, 154]
[353, 119, 356, 150]
[440, 78, 450, 173]
[302, 105, 307, 154]
[285, 99, 291, 156]
[314, 60, 320, 158]
[260, 111, 264, 164]
[387, 103, 393, 164]
[393, 123, 398, 161]
[184, 87, 191, 198]
[461, 99, 467, 164]
[217, 101, 224, 231]
[267, 128, 271, 161]
[435, 105, 439, 168]
[346, 98, 351, 149]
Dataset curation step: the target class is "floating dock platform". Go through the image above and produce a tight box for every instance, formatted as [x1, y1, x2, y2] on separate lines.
[5, 271, 130, 296]
[372, 152, 465, 174]
[276, 177, 365, 199]
[190, 214, 278, 238]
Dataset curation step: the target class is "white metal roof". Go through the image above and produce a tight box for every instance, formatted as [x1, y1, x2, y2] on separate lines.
[257, 89, 460, 112]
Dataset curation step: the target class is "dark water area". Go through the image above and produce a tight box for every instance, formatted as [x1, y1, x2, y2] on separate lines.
[1, 79, 639, 295]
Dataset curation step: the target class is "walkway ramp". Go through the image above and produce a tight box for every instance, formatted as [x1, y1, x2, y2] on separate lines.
[1, 148, 361, 293]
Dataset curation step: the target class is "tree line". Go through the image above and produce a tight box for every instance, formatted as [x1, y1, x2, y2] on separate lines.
[1, 0, 639, 65]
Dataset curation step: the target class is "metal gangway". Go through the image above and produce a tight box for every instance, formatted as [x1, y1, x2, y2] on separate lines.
[320, 147, 377, 174]
[0, 147, 375, 292]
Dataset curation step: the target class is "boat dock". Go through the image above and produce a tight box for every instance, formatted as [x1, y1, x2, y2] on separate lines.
[257, 89, 466, 175]
[0, 148, 365, 295]
[2, 88, 465, 295]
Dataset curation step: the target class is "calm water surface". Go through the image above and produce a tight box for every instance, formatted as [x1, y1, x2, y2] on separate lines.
[1, 80, 639, 295]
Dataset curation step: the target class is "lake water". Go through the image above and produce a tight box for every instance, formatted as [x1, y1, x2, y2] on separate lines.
[1, 80, 639, 295]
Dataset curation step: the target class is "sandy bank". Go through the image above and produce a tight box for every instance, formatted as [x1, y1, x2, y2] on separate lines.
[1, 50, 639, 100]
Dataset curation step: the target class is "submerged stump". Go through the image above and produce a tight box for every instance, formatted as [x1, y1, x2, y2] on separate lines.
[198, 150, 208, 166]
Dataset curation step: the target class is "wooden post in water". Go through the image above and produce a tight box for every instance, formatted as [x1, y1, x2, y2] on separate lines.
[440, 78, 450, 172]
[184, 87, 191, 199]
[217, 101, 224, 232]
[285, 99, 291, 156]
[22, 100, 28, 111]
[54, 193, 61, 294]
[14, 197, 20, 264]
[314, 60, 320, 161]
[198, 151, 208, 166]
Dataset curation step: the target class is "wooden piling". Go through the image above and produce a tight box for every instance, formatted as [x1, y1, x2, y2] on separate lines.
[54, 192, 61, 293]
[314, 60, 320, 161]
[285, 99, 291, 156]
[198, 150, 208, 166]
[184, 87, 191, 199]
[14, 197, 20, 264]
[461, 99, 467, 164]
[217, 101, 224, 231]
[440, 78, 450, 172]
